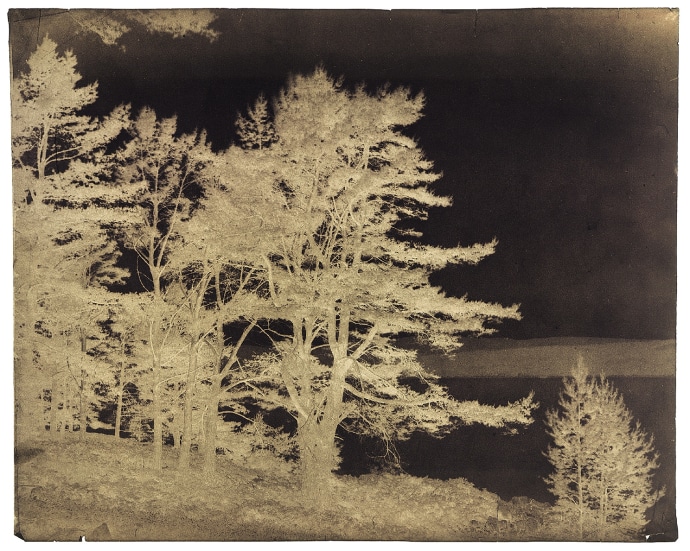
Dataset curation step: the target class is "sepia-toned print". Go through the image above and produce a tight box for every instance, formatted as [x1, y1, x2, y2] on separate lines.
[10, 8, 677, 542]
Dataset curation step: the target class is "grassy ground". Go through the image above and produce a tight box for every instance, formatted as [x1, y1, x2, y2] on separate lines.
[12, 432, 604, 541]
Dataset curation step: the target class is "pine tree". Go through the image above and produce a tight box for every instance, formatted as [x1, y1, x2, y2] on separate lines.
[235, 93, 277, 150]
[12, 37, 130, 439]
[11, 36, 126, 188]
[115, 107, 216, 470]
[232, 67, 536, 499]
[544, 357, 664, 540]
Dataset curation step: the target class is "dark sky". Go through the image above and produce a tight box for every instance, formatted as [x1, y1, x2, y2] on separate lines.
[9, 8, 678, 340]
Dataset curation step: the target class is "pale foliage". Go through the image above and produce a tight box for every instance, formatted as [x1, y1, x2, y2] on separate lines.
[236, 93, 277, 151]
[68, 9, 219, 46]
[115, 108, 269, 469]
[68, 10, 132, 46]
[225, 67, 533, 486]
[116, 107, 211, 278]
[12, 38, 131, 437]
[11, 37, 127, 189]
[544, 357, 664, 540]
[126, 9, 219, 41]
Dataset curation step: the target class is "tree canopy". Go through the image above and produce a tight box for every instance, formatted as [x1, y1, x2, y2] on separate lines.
[222, 68, 534, 494]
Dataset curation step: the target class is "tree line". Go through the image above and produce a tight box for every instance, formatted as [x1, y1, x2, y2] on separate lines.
[12, 36, 533, 479]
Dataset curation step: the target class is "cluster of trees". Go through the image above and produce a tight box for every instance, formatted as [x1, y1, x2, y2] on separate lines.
[13, 29, 664, 533]
[12, 37, 536, 493]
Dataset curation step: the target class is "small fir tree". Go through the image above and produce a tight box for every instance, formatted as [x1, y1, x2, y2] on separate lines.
[544, 357, 664, 541]
[235, 93, 277, 150]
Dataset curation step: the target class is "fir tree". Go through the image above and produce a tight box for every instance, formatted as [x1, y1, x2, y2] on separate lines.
[235, 93, 277, 150]
[544, 357, 664, 540]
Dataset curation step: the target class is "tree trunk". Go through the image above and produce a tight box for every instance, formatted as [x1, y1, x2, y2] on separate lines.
[152, 363, 163, 471]
[170, 414, 180, 448]
[37, 125, 50, 181]
[297, 414, 340, 506]
[115, 389, 123, 439]
[298, 359, 347, 505]
[202, 371, 222, 473]
[62, 375, 71, 435]
[151, 260, 164, 471]
[115, 352, 125, 439]
[598, 483, 609, 539]
[77, 368, 84, 440]
[63, 401, 71, 433]
[49, 368, 59, 439]
[177, 339, 198, 472]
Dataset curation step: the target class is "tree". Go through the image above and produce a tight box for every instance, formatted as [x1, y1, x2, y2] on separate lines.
[115, 105, 274, 472]
[232, 68, 536, 499]
[11, 36, 127, 188]
[544, 356, 664, 540]
[24, 282, 123, 440]
[88, 294, 154, 439]
[235, 93, 277, 150]
[12, 37, 130, 440]
[162, 144, 283, 472]
[116, 107, 215, 470]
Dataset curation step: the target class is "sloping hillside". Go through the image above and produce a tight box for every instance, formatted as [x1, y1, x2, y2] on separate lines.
[419, 337, 675, 378]
[15, 433, 564, 541]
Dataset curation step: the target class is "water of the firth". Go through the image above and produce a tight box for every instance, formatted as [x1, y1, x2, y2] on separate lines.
[339, 376, 675, 515]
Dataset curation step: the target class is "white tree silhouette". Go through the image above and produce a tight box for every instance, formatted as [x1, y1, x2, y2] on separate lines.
[545, 357, 664, 540]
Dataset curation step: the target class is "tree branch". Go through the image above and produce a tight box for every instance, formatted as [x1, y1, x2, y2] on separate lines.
[343, 381, 445, 407]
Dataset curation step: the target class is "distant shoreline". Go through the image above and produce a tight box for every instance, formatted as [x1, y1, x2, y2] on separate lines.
[418, 337, 676, 378]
